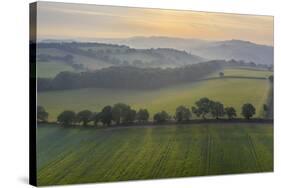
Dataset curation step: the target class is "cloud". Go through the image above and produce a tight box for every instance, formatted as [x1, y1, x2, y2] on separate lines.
[36, 1, 273, 45]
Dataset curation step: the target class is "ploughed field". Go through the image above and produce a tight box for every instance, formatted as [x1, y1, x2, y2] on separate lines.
[37, 123, 273, 186]
[38, 69, 271, 121]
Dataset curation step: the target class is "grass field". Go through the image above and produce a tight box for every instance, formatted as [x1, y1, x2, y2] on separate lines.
[37, 123, 273, 186]
[37, 61, 77, 78]
[206, 67, 272, 78]
[38, 77, 271, 121]
[37, 48, 112, 77]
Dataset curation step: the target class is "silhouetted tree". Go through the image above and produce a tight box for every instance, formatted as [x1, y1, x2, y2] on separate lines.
[112, 103, 131, 125]
[57, 110, 76, 126]
[175, 105, 192, 122]
[210, 101, 225, 119]
[92, 112, 100, 126]
[124, 109, 137, 124]
[37, 106, 48, 122]
[192, 97, 212, 119]
[241, 103, 256, 119]
[76, 110, 93, 126]
[224, 107, 237, 119]
[100, 106, 113, 126]
[153, 111, 170, 123]
[136, 109, 149, 123]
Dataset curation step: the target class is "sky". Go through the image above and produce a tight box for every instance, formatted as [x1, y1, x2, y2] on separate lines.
[36, 2, 274, 45]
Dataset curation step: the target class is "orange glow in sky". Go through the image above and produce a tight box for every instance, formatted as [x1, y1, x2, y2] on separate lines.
[37, 2, 274, 45]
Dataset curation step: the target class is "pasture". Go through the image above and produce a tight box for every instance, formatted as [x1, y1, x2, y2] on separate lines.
[206, 67, 272, 78]
[37, 61, 77, 78]
[38, 77, 271, 121]
[37, 48, 112, 77]
[37, 123, 273, 186]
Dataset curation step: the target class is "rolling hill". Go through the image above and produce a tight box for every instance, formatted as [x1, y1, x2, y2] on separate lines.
[192, 40, 273, 65]
[97, 36, 273, 65]
[36, 42, 204, 78]
[37, 67, 272, 121]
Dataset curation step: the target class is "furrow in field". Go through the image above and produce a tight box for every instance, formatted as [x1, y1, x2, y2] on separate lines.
[149, 130, 177, 178]
[135, 127, 175, 179]
[114, 128, 153, 180]
[177, 131, 195, 176]
[75, 129, 140, 183]
[206, 128, 212, 174]
[247, 134, 262, 172]
[38, 128, 118, 185]
[182, 125, 209, 176]
[98, 129, 149, 181]
[37, 124, 273, 185]
[248, 132, 273, 172]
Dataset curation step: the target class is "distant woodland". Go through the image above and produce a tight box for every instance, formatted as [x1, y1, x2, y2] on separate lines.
[37, 59, 268, 91]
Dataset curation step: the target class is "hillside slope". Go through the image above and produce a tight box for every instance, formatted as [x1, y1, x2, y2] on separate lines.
[38, 67, 272, 121]
[102, 37, 273, 65]
[36, 42, 205, 78]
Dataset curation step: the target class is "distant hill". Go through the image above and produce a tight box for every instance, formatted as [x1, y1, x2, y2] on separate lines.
[92, 36, 209, 51]
[97, 36, 273, 65]
[37, 42, 205, 78]
[192, 40, 273, 65]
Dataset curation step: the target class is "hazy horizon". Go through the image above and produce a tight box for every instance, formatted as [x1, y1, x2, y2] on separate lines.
[38, 36, 273, 47]
[37, 2, 274, 46]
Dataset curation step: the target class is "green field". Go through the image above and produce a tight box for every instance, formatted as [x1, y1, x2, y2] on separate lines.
[37, 61, 77, 78]
[37, 123, 273, 186]
[38, 76, 271, 121]
[206, 67, 272, 78]
[37, 48, 112, 77]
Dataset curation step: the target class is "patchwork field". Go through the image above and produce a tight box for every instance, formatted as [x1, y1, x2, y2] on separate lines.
[38, 76, 271, 121]
[37, 123, 273, 186]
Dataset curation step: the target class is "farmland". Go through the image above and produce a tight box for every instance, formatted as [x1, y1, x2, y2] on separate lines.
[37, 123, 273, 186]
[37, 48, 112, 77]
[38, 70, 271, 121]
[36, 43, 204, 78]
[37, 61, 77, 78]
[205, 67, 272, 78]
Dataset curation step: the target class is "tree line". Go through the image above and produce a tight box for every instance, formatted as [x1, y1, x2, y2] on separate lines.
[37, 98, 269, 127]
[37, 59, 272, 92]
[37, 42, 202, 68]
[37, 60, 224, 91]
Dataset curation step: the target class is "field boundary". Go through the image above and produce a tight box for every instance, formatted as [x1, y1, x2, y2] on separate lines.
[198, 76, 267, 82]
[38, 119, 273, 130]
